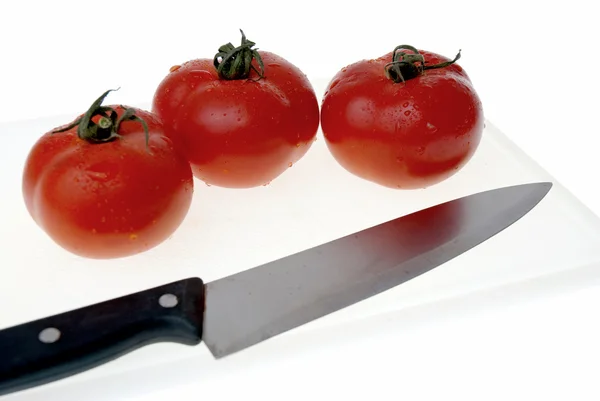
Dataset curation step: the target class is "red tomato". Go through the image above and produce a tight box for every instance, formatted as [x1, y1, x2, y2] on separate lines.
[152, 30, 320, 188]
[22, 90, 194, 259]
[320, 45, 484, 189]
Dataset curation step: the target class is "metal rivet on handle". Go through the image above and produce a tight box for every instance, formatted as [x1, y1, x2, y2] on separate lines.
[159, 293, 178, 308]
[39, 327, 61, 343]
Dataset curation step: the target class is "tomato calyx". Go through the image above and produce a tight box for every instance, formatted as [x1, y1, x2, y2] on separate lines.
[52, 89, 150, 149]
[213, 29, 265, 81]
[384, 45, 462, 84]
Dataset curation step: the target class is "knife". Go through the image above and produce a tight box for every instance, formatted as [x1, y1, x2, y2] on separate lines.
[0, 181, 552, 397]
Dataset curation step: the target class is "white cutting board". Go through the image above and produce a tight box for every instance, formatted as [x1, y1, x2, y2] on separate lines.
[1, 79, 600, 400]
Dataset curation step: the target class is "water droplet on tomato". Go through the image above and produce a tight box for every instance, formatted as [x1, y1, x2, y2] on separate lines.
[267, 63, 281, 68]
[263, 181, 271, 186]
[223, 113, 227, 116]
[416, 146, 425, 155]
[169, 65, 181, 73]
[101, 216, 106, 223]
[404, 110, 411, 116]
[130, 234, 138, 240]
[342, 68, 348, 72]
[396, 156, 404, 162]
[296, 143, 301, 147]
[288, 162, 293, 167]
[92, 229, 97, 234]
[402, 102, 409, 108]
[87, 171, 109, 181]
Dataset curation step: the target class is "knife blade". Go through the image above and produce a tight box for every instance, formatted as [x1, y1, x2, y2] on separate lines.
[0, 181, 552, 397]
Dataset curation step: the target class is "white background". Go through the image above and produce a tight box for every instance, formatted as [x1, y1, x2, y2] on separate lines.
[1, 0, 599, 400]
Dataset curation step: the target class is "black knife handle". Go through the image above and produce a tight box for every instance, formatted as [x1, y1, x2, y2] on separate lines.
[0, 277, 205, 397]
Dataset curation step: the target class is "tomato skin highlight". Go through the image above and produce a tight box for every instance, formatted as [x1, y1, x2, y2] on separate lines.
[320, 48, 484, 189]
[152, 51, 320, 189]
[22, 106, 194, 259]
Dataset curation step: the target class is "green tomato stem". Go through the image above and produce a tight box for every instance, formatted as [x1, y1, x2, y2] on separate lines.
[384, 45, 462, 84]
[213, 29, 265, 81]
[52, 89, 150, 149]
